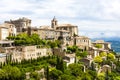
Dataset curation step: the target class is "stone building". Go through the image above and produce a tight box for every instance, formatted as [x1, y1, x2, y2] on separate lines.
[3, 23, 16, 36]
[55, 30, 70, 47]
[56, 24, 78, 37]
[5, 17, 31, 33]
[0, 23, 16, 40]
[0, 41, 52, 62]
[17, 17, 79, 47]
[0, 41, 15, 53]
[74, 36, 91, 50]
[88, 40, 111, 58]
[38, 26, 55, 40]
[53, 48, 75, 66]
[0, 26, 9, 40]
[92, 40, 111, 50]
[63, 54, 75, 66]
[12, 46, 50, 61]
[23, 27, 38, 35]
[51, 17, 78, 37]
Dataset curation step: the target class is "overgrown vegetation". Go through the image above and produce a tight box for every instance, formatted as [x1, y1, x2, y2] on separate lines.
[4, 33, 120, 80]
[0, 55, 66, 80]
[95, 44, 102, 48]
[7, 33, 61, 48]
[66, 45, 88, 58]
[0, 51, 120, 80]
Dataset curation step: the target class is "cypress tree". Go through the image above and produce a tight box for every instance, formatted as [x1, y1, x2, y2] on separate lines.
[0, 62, 2, 68]
[60, 58, 64, 72]
[46, 66, 49, 80]
[56, 56, 60, 69]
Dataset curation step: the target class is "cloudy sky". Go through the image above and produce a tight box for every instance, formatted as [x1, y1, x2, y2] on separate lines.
[0, 0, 120, 38]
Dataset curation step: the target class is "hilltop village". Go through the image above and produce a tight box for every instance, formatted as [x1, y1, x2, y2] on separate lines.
[0, 17, 119, 80]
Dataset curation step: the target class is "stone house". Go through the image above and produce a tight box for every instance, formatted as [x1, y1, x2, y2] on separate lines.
[5, 17, 31, 33]
[0, 23, 16, 40]
[92, 40, 111, 50]
[74, 36, 91, 50]
[0, 41, 52, 62]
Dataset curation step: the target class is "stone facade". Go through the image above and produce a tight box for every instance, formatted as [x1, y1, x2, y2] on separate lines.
[51, 17, 78, 37]
[12, 46, 52, 61]
[56, 24, 78, 37]
[55, 30, 70, 47]
[74, 36, 91, 50]
[53, 48, 75, 66]
[0, 26, 9, 40]
[5, 17, 31, 33]
[0, 41, 52, 62]
[0, 23, 16, 40]
[92, 40, 111, 50]
[38, 26, 55, 40]
[63, 54, 75, 66]
[88, 40, 111, 58]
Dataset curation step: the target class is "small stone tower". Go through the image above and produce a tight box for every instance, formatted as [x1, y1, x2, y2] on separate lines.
[51, 16, 58, 29]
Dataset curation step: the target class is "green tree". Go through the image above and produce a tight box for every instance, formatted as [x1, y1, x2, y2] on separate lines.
[0, 69, 5, 80]
[81, 72, 92, 80]
[95, 44, 102, 48]
[56, 56, 66, 72]
[68, 63, 84, 77]
[97, 72, 105, 80]
[94, 56, 103, 64]
[3, 65, 21, 80]
[46, 66, 49, 80]
[49, 69, 62, 80]
[107, 53, 115, 61]
[87, 70, 97, 79]
[67, 45, 78, 53]
[30, 33, 41, 45]
[100, 52, 107, 57]
[59, 74, 76, 80]
[30, 71, 40, 80]
[115, 76, 120, 80]
[76, 51, 88, 58]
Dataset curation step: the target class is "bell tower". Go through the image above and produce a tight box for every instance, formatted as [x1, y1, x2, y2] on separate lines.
[51, 16, 58, 29]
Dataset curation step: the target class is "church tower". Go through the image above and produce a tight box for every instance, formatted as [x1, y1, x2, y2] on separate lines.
[51, 16, 58, 29]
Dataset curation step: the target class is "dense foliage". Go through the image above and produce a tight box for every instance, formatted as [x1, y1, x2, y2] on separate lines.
[66, 45, 88, 58]
[0, 52, 120, 80]
[4, 33, 120, 80]
[95, 44, 102, 48]
[7, 33, 61, 48]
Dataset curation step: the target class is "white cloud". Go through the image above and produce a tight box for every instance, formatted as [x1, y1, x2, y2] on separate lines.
[0, 0, 120, 38]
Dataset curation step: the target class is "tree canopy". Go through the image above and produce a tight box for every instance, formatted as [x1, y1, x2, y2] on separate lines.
[94, 56, 103, 63]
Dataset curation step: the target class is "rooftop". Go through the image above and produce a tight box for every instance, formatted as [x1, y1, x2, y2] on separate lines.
[40, 26, 54, 30]
[55, 30, 70, 32]
[57, 24, 77, 27]
[93, 40, 110, 44]
[65, 54, 75, 58]
[75, 36, 90, 39]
